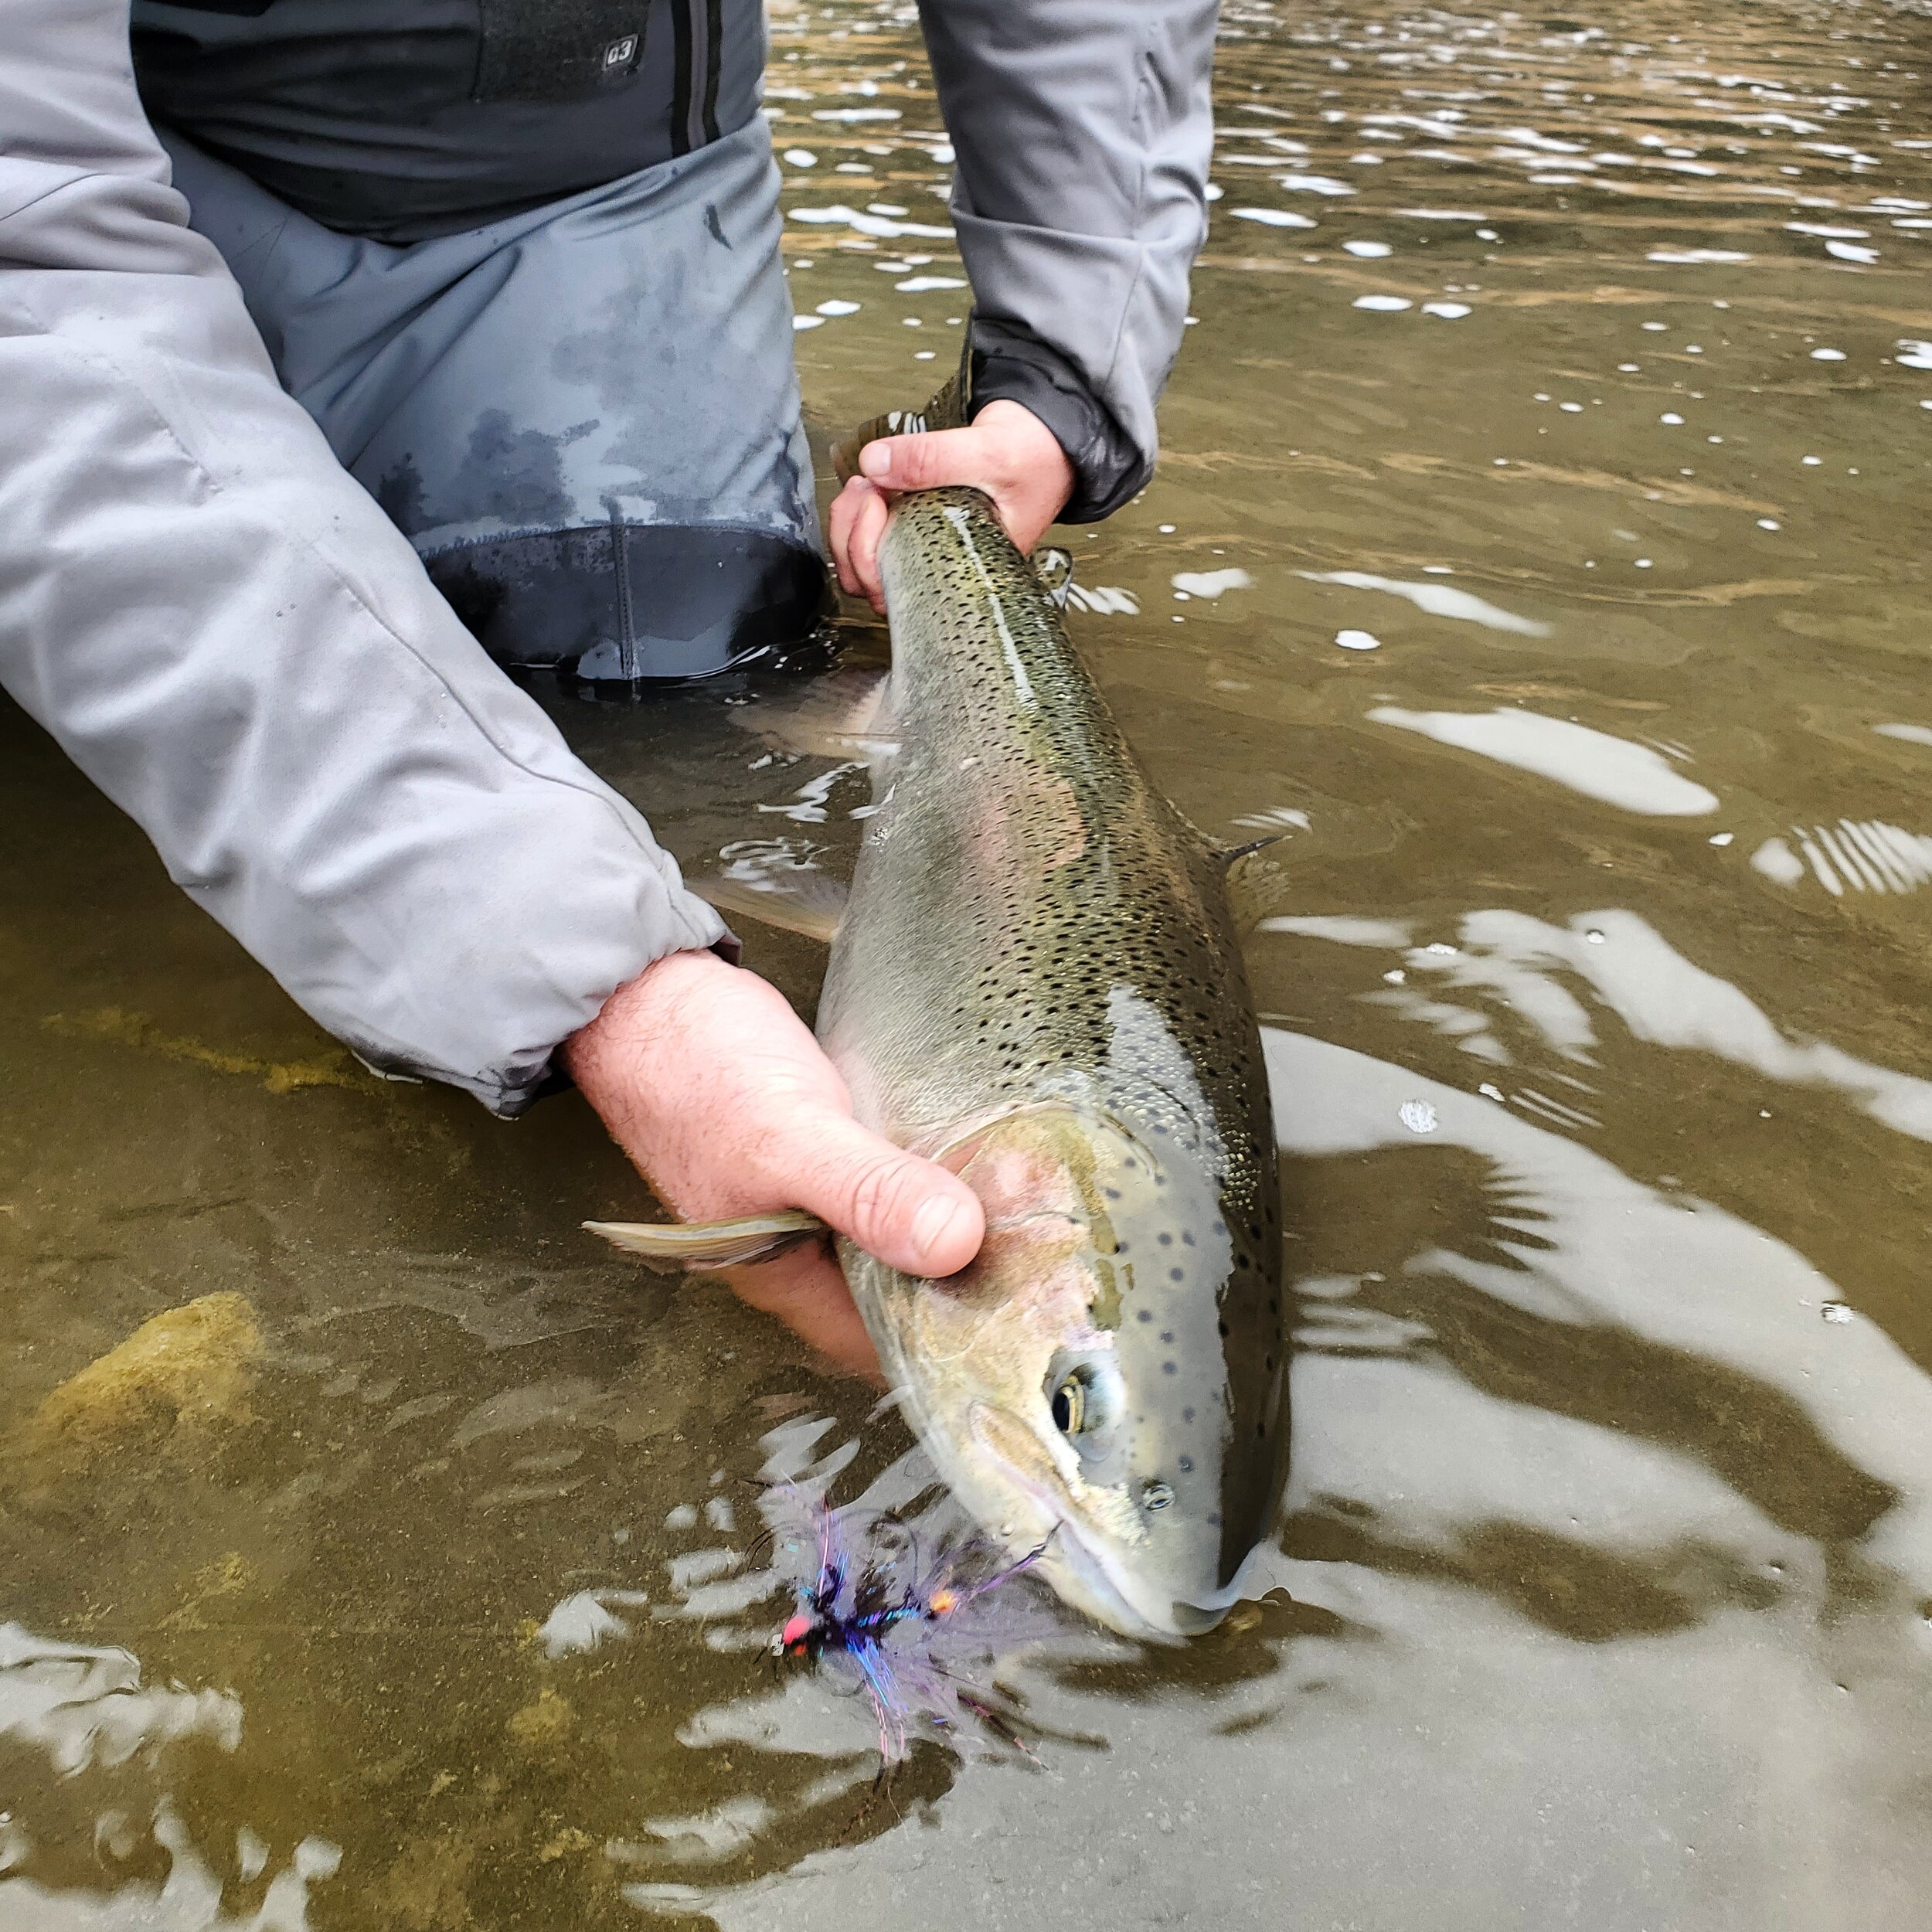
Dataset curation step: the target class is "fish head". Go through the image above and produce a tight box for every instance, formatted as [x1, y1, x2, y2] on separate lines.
[846, 1103, 1287, 1642]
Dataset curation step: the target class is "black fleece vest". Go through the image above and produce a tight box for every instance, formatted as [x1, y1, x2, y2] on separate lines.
[131, 0, 764, 242]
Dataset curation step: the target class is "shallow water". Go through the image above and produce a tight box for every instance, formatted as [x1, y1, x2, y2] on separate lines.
[5, 1, 1932, 1925]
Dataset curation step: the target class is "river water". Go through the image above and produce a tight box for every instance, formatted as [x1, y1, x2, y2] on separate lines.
[5, 2, 1931, 1926]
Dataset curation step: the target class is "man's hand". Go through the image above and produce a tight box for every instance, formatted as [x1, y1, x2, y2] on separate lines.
[827, 397, 1075, 614]
[563, 948, 985, 1374]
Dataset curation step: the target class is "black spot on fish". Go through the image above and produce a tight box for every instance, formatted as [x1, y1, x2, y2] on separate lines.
[1179, 1455, 1193, 1473]
[1161, 1331, 1174, 1343]
[1168, 1268, 1185, 1283]
[1162, 1361, 1176, 1375]
[1182, 1407, 1195, 1423]
[1137, 1310, 1153, 1324]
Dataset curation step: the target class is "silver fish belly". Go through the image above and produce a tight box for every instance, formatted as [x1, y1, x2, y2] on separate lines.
[817, 484, 1288, 1641]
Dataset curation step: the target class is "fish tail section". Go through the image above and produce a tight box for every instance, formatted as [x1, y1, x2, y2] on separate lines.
[830, 352, 969, 481]
[585, 1212, 830, 1272]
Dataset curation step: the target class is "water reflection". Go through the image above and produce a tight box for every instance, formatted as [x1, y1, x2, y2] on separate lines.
[1367, 706, 1721, 814]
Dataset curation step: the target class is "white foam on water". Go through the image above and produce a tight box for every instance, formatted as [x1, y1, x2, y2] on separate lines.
[1171, 568, 1254, 600]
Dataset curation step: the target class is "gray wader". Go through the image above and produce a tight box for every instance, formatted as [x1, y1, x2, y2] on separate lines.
[133, 0, 827, 685]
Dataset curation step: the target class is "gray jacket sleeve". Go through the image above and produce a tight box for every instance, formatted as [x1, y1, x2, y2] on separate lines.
[0, 0, 727, 1117]
[918, 0, 1219, 519]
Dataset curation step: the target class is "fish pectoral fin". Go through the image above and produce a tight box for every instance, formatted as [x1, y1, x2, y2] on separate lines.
[692, 869, 848, 944]
[585, 1212, 830, 1273]
[1220, 837, 1294, 934]
[728, 667, 898, 761]
[1029, 545, 1076, 611]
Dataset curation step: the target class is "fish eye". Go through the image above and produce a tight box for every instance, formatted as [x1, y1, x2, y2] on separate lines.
[1042, 1354, 1124, 1468]
[1051, 1376, 1085, 1436]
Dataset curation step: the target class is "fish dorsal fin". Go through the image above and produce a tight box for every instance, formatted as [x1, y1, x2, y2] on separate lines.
[692, 869, 848, 945]
[586, 1211, 828, 1272]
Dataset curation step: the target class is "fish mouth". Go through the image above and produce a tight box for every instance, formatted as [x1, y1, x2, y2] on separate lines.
[1046, 1525, 1227, 1644]
[964, 1402, 1230, 1644]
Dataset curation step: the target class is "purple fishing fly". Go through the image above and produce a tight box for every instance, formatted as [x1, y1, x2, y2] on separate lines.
[761, 1484, 1054, 1765]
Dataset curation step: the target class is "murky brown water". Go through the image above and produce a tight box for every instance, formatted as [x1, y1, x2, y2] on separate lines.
[6, 2, 1932, 1925]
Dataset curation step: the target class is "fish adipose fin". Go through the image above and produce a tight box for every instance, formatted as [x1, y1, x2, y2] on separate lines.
[692, 869, 848, 944]
[1030, 545, 1076, 611]
[586, 1212, 829, 1272]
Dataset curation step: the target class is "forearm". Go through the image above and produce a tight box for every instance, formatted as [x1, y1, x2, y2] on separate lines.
[0, 0, 723, 1114]
[918, 0, 1219, 519]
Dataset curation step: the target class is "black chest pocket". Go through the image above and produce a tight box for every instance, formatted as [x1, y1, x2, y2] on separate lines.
[474, 0, 655, 103]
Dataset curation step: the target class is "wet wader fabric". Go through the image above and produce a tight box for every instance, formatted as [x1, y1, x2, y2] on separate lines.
[158, 119, 826, 683]
[141, 0, 825, 683]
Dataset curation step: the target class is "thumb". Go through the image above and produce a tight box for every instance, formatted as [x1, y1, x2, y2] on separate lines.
[776, 1110, 985, 1277]
[858, 425, 985, 494]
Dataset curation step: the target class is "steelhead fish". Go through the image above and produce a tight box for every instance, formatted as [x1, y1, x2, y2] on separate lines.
[590, 379, 1288, 1641]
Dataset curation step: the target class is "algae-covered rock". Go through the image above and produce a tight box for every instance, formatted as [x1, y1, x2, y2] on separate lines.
[11, 1291, 263, 1471]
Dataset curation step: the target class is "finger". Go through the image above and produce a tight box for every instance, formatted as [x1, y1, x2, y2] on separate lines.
[719, 1247, 882, 1380]
[849, 484, 892, 614]
[826, 476, 865, 596]
[858, 426, 991, 495]
[767, 1110, 985, 1277]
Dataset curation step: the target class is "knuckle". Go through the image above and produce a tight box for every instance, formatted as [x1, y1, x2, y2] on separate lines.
[843, 1148, 915, 1233]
